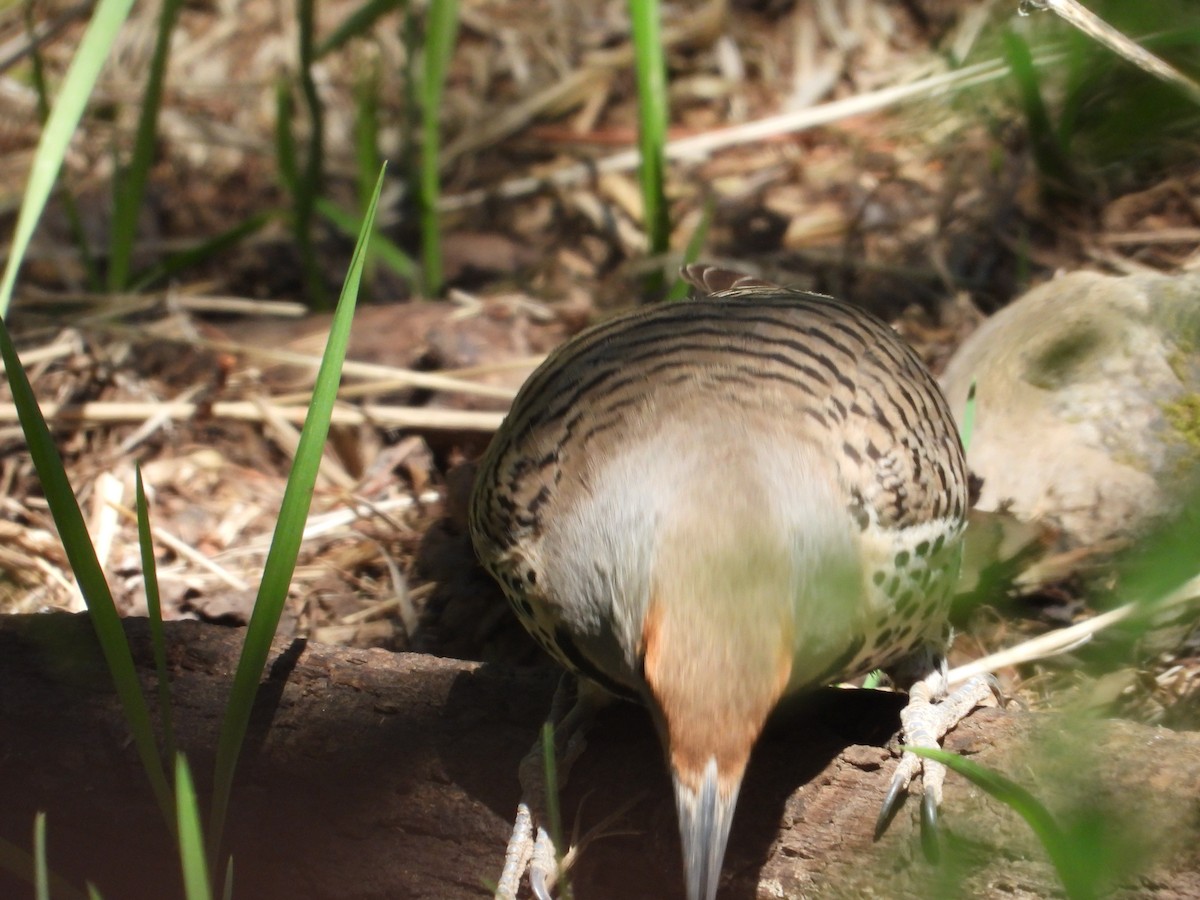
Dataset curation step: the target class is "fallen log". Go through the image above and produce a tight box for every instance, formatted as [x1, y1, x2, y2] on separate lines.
[1, 613, 1197, 899]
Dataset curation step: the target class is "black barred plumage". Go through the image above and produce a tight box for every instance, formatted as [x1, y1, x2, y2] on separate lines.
[471, 265, 979, 900]
[472, 274, 966, 559]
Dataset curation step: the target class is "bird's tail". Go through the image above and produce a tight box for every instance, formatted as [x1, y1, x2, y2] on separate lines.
[674, 758, 740, 900]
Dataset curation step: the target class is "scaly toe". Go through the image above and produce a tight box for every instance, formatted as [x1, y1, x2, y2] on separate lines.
[529, 826, 562, 900]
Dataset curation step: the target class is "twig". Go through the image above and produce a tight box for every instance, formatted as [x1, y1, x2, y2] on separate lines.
[1019, 0, 1200, 103]
[948, 573, 1200, 686]
[0, 400, 506, 431]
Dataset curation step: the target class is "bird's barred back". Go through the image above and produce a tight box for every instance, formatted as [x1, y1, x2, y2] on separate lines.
[470, 272, 968, 571]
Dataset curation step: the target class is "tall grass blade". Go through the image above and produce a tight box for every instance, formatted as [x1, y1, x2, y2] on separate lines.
[665, 196, 714, 301]
[354, 59, 383, 287]
[274, 79, 300, 201]
[0, 316, 172, 821]
[0, 0, 138, 317]
[130, 212, 274, 292]
[207, 164, 388, 859]
[23, 0, 100, 291]
[1003, 29, 1080, 197]
[136, 465, 176, 763]
[107, 0, 184, 290]
[905, 746, 1094, 900]
[418, 0, 459, 295]
[629, 0, 670, 291]
[0, 835, 87, 899]
[33, 813, 48, 900]
[540, 722, 571, 900]
[960, 380, 977, 452]
[295, 0, 327, 309]
[318, 0, 404, 59]
[317, 198, 417, 281]
[176, 755, 214, 900]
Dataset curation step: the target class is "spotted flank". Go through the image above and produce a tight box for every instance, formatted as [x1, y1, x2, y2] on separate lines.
[848, 517, 964, 677]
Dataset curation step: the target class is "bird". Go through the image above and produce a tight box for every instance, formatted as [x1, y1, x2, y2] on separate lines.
[469, 264, 991, 900]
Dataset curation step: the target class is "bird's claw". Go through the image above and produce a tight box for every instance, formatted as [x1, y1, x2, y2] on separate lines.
[528, 826, 559, 900]
[495, 676, 605, 899]
[874, 673, 998, 853]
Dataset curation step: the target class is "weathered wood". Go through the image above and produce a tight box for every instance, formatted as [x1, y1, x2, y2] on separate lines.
[1, 613, 1197, 899]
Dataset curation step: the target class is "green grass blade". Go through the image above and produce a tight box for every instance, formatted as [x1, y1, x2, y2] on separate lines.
[0, 834, 88, 900]
[23, 0, 101, 291]
[629, 0, 670, 291]
[904, 746, 1093, 900]
[107, 0, 184, 290]
[207, 164, 388, 859]
[136, 465, 176, 763]
[274, 78, 300, 201]
[317, 198, 417, 281]
[129, 212, 275, 292]
[418, 0, 459, 295]
[0, 316, 172, 821]
[295, 0, 327, 309]
[540, 722, 571, 900]
[87, 887, 105, 900]
[317, 0, 404, 58]
[1113, 479, 1200, 622]
[33, 813, 48, 900]
[354, 60, 383, 288]
[1002, 28, 1080, 197]
[176, 755, 214, 900]
[959, 379, 977, 452]
[0, 0, 138, 317]
[665, 196, 714, 301]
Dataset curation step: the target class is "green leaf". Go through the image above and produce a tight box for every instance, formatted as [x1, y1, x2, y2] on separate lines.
[959, 380, 977, 452]
[418, 0, 460, 295]
[108, 0, 184, 290]
[136, 465, 176, 763]
[0, 0, 139, 317]
[629, 0, 670, 291]
[0, 316, 172, 822]
[317, 0, 404, 58]
[317, 198, 417, 281]
[33, 813, 47, 900]
[904, 746, 1094, 900]
[207, 164, 389, 860]
[176, 755, 214, 900]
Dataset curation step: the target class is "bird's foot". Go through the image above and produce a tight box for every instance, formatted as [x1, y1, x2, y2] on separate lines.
[875, 672, 1000, 854]
[494, 676, 605, 900]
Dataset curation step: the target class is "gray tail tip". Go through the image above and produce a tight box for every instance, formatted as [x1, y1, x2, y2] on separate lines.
[674, 758, 741, 900]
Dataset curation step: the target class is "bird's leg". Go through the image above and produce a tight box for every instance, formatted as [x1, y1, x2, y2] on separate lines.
[496, 674, 609, 900]
[875, 653, 999, 851]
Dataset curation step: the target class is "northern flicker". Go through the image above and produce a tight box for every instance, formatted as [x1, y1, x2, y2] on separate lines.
[469, 265, 991, 900]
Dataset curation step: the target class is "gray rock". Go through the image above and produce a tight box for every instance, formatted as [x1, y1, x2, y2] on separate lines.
[940, 271, 1200, 546]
